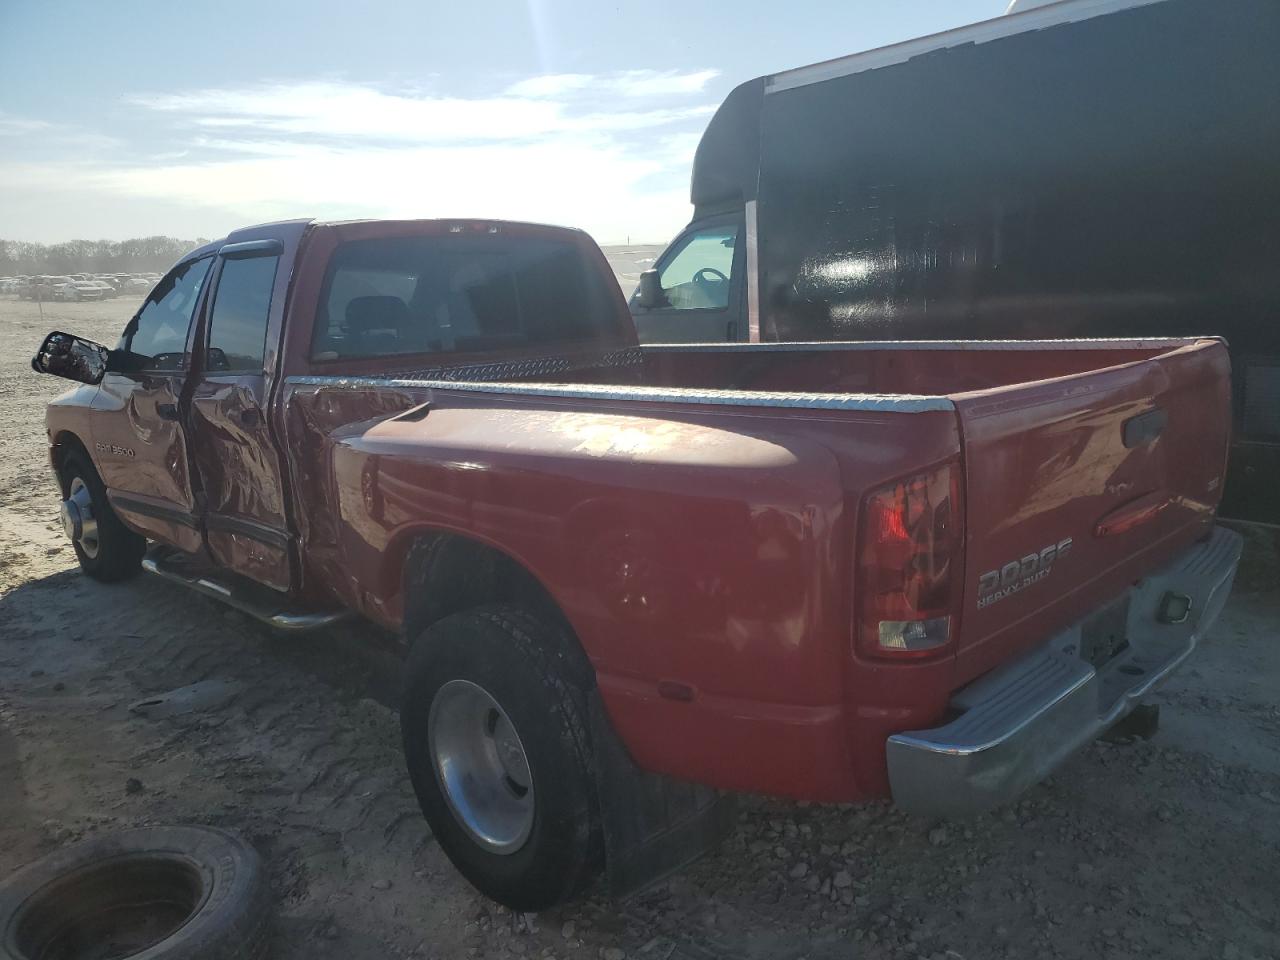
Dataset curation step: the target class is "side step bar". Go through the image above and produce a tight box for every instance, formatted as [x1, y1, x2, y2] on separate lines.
[142, 545, 351, 633]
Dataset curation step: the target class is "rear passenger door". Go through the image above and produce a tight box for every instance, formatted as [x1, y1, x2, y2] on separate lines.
[187, 232, 296, 591]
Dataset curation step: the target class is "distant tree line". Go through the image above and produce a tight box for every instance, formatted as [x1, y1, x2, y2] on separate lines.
[0, 237, 209, 277]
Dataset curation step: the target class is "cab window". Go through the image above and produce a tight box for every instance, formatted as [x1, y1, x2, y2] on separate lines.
[656, 227, 737, 310]
[119, 257, 213, 370]
[311, 235, 611, 360]
[205, 254, 279, 372]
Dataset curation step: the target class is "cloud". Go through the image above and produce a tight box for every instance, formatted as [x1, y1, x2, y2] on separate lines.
[503, 74, 594, 98]
[3, 72, 720, 243]
[610, 69, 721, 96]
[129, 75, 716, 143]
[504, 69, 719, 99]
[0, 112, 52, 137]
[0, 112, 121, 159]
[42, 137, 690, 243]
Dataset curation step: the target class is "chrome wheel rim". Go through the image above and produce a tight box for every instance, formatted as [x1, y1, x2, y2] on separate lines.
[61, 476, 99, 559]
[428, 679, 534, 854]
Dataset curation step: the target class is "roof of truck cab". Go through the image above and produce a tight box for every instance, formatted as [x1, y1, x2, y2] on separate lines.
[188, 217, 594, 258]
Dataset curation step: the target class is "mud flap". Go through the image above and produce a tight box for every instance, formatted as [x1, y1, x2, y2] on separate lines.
[588, 691, 738, 899]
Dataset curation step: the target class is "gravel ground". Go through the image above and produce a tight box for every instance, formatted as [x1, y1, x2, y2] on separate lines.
[1, 294, 1277, 960]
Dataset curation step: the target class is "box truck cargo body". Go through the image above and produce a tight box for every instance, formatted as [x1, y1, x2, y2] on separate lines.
[629, 0, 1280, 524]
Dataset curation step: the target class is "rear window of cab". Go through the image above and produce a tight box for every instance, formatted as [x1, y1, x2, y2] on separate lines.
[311, 235, 616, 361]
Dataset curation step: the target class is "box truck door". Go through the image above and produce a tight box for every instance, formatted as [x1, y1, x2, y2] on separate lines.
[630, 215, 745, 343]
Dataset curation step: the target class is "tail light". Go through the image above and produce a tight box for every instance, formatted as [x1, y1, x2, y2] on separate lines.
[857, 461, 963, 659]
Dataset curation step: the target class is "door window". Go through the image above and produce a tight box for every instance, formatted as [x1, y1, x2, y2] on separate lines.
[119, 257, 212, 370]
[655, 227, 737, 310]
[206, 255, 280, 372]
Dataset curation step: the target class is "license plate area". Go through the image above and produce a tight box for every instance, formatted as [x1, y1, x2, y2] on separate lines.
[1079, 596, 1130, 668]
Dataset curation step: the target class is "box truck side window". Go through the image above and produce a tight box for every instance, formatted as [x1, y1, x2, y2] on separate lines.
[658, 228, 736, 310]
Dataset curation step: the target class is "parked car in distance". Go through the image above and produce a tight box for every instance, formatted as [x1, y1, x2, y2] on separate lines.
[23, 276, 74, 300]
[630, 0, 1279, 527]
[33, 217, 1242, 911]
[55, 280, 113, 302]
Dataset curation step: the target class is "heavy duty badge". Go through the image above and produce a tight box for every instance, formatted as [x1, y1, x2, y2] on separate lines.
[977, 538, 1073, 609]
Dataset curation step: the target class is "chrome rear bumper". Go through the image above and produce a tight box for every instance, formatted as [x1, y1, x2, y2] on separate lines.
[887, 525, 1243, 818]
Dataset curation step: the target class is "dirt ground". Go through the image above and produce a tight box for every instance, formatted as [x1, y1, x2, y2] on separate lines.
[1, 293, 1277, 960]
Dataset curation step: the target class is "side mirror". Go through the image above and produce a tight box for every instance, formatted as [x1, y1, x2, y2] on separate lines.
[636, 269, 667, 310]
[31, 331, 110, 385]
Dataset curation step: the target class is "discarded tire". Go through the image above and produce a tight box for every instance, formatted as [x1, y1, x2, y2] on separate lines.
[0, 825, 269, 960]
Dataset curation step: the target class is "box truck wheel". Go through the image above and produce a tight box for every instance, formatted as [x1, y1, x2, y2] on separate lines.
[58, 447, 145, 581]
[401, 604, 603, 910]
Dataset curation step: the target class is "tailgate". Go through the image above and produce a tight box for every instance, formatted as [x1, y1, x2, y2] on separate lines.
[952, 339, 1231, 680]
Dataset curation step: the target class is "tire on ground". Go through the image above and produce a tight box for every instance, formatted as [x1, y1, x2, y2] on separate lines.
[59, 446, 145, 581]
[0, 825, 269, 960]
[401, 604, 603, 911]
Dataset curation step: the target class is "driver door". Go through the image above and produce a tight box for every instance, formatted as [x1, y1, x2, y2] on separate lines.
[630, 215, 745, 343]
[92, 255, 214, 553]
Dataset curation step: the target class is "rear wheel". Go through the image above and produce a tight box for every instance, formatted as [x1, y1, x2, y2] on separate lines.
[58, 447, 145, 581]
[400, 605, 602, 910]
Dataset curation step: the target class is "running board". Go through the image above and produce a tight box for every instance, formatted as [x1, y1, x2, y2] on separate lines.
[142, 545, 351, 633]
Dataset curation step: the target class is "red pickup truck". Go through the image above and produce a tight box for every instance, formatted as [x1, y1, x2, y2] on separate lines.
[33, 218, 1242, 910]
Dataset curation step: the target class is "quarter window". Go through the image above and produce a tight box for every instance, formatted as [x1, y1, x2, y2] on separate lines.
[206, 255, 279, 372]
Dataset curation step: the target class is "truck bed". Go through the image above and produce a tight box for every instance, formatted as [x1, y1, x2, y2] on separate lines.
[282, 335, 1229, 802]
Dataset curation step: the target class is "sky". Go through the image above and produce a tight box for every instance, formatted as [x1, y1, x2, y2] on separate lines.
[0, 0, 1000, 246]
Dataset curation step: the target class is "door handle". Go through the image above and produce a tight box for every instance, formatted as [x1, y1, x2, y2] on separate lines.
[156, 402, 179, 421]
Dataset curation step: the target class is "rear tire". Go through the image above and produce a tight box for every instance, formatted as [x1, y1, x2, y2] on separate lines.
[59, 447, 145, 582]
[400, 605, 602, 910]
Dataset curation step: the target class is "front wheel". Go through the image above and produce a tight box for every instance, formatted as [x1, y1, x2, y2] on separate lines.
[58, 448, 145, 581]
[400, 605, 602, 911]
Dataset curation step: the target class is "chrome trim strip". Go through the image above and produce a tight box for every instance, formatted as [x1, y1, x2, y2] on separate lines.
[642, 337, 1207, 353]
[766, 0, 1169, 94]
[744, 200, 761, 343]
[284, 375, 954, 413]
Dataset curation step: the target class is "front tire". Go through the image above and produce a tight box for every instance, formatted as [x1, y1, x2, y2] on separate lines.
[59, 448, 145, 581]
[400, 605, 602, 910]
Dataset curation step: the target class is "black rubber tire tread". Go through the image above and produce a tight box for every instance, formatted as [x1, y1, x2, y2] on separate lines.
[401, 604, 603, 911]
[59, 446, 145, 582]
[0, 825, 269, 960]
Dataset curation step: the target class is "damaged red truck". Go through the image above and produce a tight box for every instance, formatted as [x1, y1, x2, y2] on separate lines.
[33, 218, 1242, 909]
